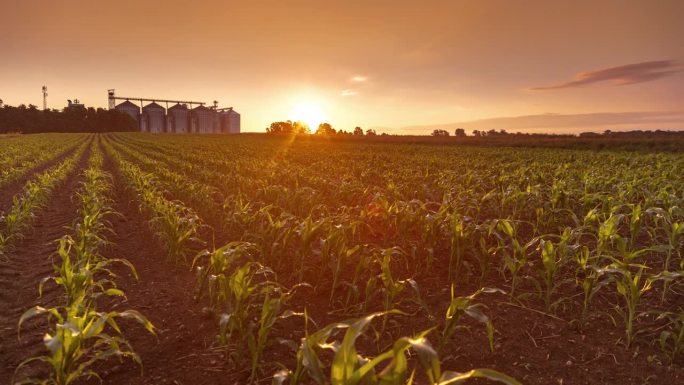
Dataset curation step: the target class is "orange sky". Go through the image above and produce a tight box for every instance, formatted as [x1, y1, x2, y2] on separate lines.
[1, 0, 683, 134]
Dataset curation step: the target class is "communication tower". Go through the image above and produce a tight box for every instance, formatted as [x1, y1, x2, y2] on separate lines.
[42, 86, 48, 110]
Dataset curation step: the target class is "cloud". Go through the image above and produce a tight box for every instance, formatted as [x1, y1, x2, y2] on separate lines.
[351, 76, 367, 82]
[531, 60, 682, 90]
[341, 89, 358, 96]
[394, 110, 684, 134]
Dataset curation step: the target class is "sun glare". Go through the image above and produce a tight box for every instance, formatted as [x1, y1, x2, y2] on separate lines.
[289, 102, 326, 130]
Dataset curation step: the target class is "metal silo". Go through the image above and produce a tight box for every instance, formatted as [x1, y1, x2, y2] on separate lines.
[217, 108, 241, 134]
[168, 103, 190, 133]
[191, 105, 215, 133]
[142, 102, 166, 133]
[227, 109, 240, 134]
[114, 100, 141, 130]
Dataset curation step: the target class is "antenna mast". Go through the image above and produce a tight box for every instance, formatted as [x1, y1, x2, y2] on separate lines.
[42, 85, 48, 110]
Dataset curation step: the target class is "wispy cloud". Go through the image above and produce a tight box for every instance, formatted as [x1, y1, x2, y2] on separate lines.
[341, 89, 358, 96]
[531, 60, 682, 90]
[351, 76, 367, 82]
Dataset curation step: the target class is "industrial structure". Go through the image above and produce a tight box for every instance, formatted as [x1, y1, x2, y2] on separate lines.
[65, 99, 85, 111]
[108, 89, 240, 134]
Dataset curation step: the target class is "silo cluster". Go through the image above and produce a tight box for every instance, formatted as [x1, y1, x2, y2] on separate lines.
[114, 100, 241, 134]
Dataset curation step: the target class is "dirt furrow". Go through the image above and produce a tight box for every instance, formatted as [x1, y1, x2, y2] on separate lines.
[96, 150, 224, 385]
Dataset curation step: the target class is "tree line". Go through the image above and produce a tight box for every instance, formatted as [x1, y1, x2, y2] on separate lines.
[267, 122, 684, 139]
[433, 128, 684, 138]
[266, 121, 381, 136]
[0, 104, 137, 133]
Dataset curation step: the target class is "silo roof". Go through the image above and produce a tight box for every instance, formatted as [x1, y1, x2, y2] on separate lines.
[169, 103, 189, 111]
[116, 100, 139, 109]
[143, 102, 165, 110]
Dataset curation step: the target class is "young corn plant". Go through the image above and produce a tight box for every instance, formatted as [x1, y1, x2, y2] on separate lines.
[17, 304, 154, 385]
[342, 249, 376, 313]
[294, 215, 327, 282]
[149, 200, 203, 264]
[651, 207, 684, 301]
[656, 312, 684, 363]
[447, 213, 468, 283]
[533, 229, 576, 313]
[373, 247, 430, 332]
[272, 311, 521, 385]
[214, 261, 275, 345]
[439, 286, 503, 353]
[247, 287, 308, 384]
[42, 236, 136, 308]
[193, 241, 258, 303]
[605, 263, 660, 349]
[495, 219, 539, 297]
[536, 239, 558, 312]
[195, 243, 310, 384]
[574, 246, 610, 329]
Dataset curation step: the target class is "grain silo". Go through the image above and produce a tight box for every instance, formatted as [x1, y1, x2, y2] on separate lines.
[191, 105, 215, 133]
[141, 102, 166, 133]
[114, 100, 140, 125]
[167, 103, 189, 133]
[217, 108, 241, 134]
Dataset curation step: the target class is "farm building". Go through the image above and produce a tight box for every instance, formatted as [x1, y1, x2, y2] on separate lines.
[168, 103, 190, 133]
[141, 102, 166, 133]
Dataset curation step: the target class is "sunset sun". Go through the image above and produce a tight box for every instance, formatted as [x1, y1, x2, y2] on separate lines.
[289, 102, 326, 130]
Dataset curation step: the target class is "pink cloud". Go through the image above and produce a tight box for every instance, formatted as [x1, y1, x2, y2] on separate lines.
[531, 60, 682, 90]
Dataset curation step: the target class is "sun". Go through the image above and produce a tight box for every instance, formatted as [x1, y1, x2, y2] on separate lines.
[289, 102, 326, 130]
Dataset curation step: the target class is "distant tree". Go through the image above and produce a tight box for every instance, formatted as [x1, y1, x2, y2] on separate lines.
[353, 126, 364, 136]
[315, 122, 336, 135]
[472, 129, 482, 137]
[431, 129, 450, 137]
[366, 128, 377, 136]
[603, 129, 613, 136]
[293, 121, 310, 134]
[454, 128, 466, 137]
[266, 121, 294, 134]
[266, 120, 310, 134]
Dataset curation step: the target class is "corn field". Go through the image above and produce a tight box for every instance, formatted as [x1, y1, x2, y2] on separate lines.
[1, 132, 682, 385]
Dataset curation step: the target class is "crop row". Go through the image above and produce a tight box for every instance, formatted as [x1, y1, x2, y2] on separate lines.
[0, 134, 87, 189]
[0, 138, 90, 259]
[16, 137, 153, 385]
